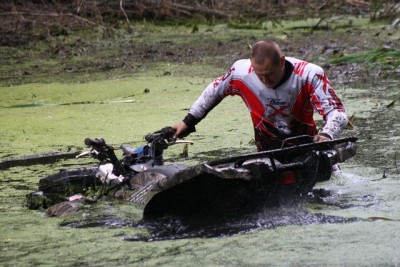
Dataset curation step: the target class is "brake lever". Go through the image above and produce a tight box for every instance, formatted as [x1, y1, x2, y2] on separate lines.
[165, 138, 194, 146]
[165, 138, 177, 145]
[76, 151, 91, 158]
[75, 149, 99, 159]
[173, 140, 194, 145]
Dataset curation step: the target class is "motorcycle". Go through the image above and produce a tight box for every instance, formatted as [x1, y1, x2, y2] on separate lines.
[26, 127, 357, 220]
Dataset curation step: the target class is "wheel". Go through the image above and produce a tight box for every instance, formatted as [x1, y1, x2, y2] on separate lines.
[39, 166, 100, 193]
[27, 166, 101, 209]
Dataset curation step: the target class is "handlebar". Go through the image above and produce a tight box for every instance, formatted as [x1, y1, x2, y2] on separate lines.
[84, 137, 107, 148]
[80, 137, 115, 158]
[144, 126, 176, 143]
[78, 127, 193, 167]
[144, 125, 195, 144]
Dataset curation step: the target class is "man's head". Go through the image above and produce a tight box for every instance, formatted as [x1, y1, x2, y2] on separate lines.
[250, 40, 286, 88]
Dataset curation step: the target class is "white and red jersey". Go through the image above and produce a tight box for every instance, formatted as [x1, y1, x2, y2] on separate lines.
[188, 57, 348, 150]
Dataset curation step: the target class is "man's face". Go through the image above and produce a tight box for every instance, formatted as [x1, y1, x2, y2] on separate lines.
[251, 57, 285, 88]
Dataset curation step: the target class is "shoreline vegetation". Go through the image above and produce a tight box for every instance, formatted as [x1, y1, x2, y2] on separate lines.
[0, 1, 399, 87]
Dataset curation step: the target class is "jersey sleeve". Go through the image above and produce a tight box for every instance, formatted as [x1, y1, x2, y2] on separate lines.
[320, 109, 348, 139]
[310, 68, 348, 139]
[188, 61, 242, 121]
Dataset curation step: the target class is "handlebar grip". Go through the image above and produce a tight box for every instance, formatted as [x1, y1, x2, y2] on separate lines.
[145, 127, 176, 143]
[144, 133, 156, 143]
[84, 137, 106, 147]
[161, 127, 176, 139]
[84, 138, 94, 146]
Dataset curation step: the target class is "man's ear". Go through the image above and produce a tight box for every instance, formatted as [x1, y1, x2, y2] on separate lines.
[280, 56, 285, 66]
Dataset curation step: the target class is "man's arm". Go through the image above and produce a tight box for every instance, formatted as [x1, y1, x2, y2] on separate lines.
[310, 69, 348, 141]
[172, 81, 225, 138]
[172, 62, 244, 138]
[318, 109, 348, 140]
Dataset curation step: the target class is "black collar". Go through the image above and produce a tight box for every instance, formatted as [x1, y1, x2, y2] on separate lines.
[273, 60, 293, 89]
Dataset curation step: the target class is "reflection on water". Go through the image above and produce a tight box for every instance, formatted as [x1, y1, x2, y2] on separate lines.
[132, 206, 361, 242]
[54, 164, 399, 243]
[59, 192, 362, 242]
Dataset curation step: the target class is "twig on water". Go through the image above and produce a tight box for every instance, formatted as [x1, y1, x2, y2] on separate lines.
[386, 95, 400, 108]
[119, 0, 130, 24]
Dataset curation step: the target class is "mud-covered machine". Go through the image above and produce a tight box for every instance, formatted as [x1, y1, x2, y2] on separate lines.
[27, 127, 357, 219]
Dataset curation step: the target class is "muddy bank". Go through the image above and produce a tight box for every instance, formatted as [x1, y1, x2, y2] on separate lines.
[1, 14, 399, 87]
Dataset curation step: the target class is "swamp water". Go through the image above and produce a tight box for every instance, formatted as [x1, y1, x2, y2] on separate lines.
[1, 74, 400, 266]
[1, 16, 400, 264]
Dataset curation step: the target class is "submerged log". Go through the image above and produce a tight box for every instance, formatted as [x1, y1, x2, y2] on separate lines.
[0, 150, 80, 170]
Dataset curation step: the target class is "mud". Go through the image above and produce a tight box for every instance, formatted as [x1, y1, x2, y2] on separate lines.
[1, 17, 399, 87]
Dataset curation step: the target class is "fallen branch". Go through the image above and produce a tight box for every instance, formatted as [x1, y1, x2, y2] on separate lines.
[7, 99, 136, 108]
[311, 17, 326, 32]
[0, 11, 107, 30]
[119, 0, 130, 24]
[346, 114, 355, 129]
[386, 95, 400, 108]
[0, 150, 81, 170]
[171, 2, 229, 18]
[345, 0, 369, 8]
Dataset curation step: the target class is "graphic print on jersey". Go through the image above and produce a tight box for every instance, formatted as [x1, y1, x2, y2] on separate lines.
[264, 98, 290, 135]
[214, 67, 235, 87]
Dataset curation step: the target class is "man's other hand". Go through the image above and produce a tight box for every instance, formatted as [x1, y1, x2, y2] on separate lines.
[313, 134, 331, 142]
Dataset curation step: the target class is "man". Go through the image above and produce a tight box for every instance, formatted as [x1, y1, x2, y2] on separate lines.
[172, 40, 348, 151]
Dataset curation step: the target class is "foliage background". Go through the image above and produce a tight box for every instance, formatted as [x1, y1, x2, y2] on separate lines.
[1, 0, 398, 47]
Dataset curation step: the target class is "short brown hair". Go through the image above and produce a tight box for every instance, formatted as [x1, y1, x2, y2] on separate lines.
[250, 40, 284, 66]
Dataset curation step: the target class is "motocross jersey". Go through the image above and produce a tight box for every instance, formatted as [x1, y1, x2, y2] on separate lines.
[185, 57, 348, 150]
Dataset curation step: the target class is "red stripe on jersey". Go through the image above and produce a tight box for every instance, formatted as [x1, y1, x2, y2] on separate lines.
[227, 79, 276, 133]
[316, 72, 331, 94]
[291, 82, 318, 124]
[293, 61, 308, 77]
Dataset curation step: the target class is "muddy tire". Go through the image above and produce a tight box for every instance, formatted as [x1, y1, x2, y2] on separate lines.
[39, 166, 100, 194]
[27, 167, 101, 209]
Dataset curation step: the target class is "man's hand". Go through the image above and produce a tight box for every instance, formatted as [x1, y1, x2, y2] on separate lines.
[172, 121, 188, 139]
[313, 134, 331, 142]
